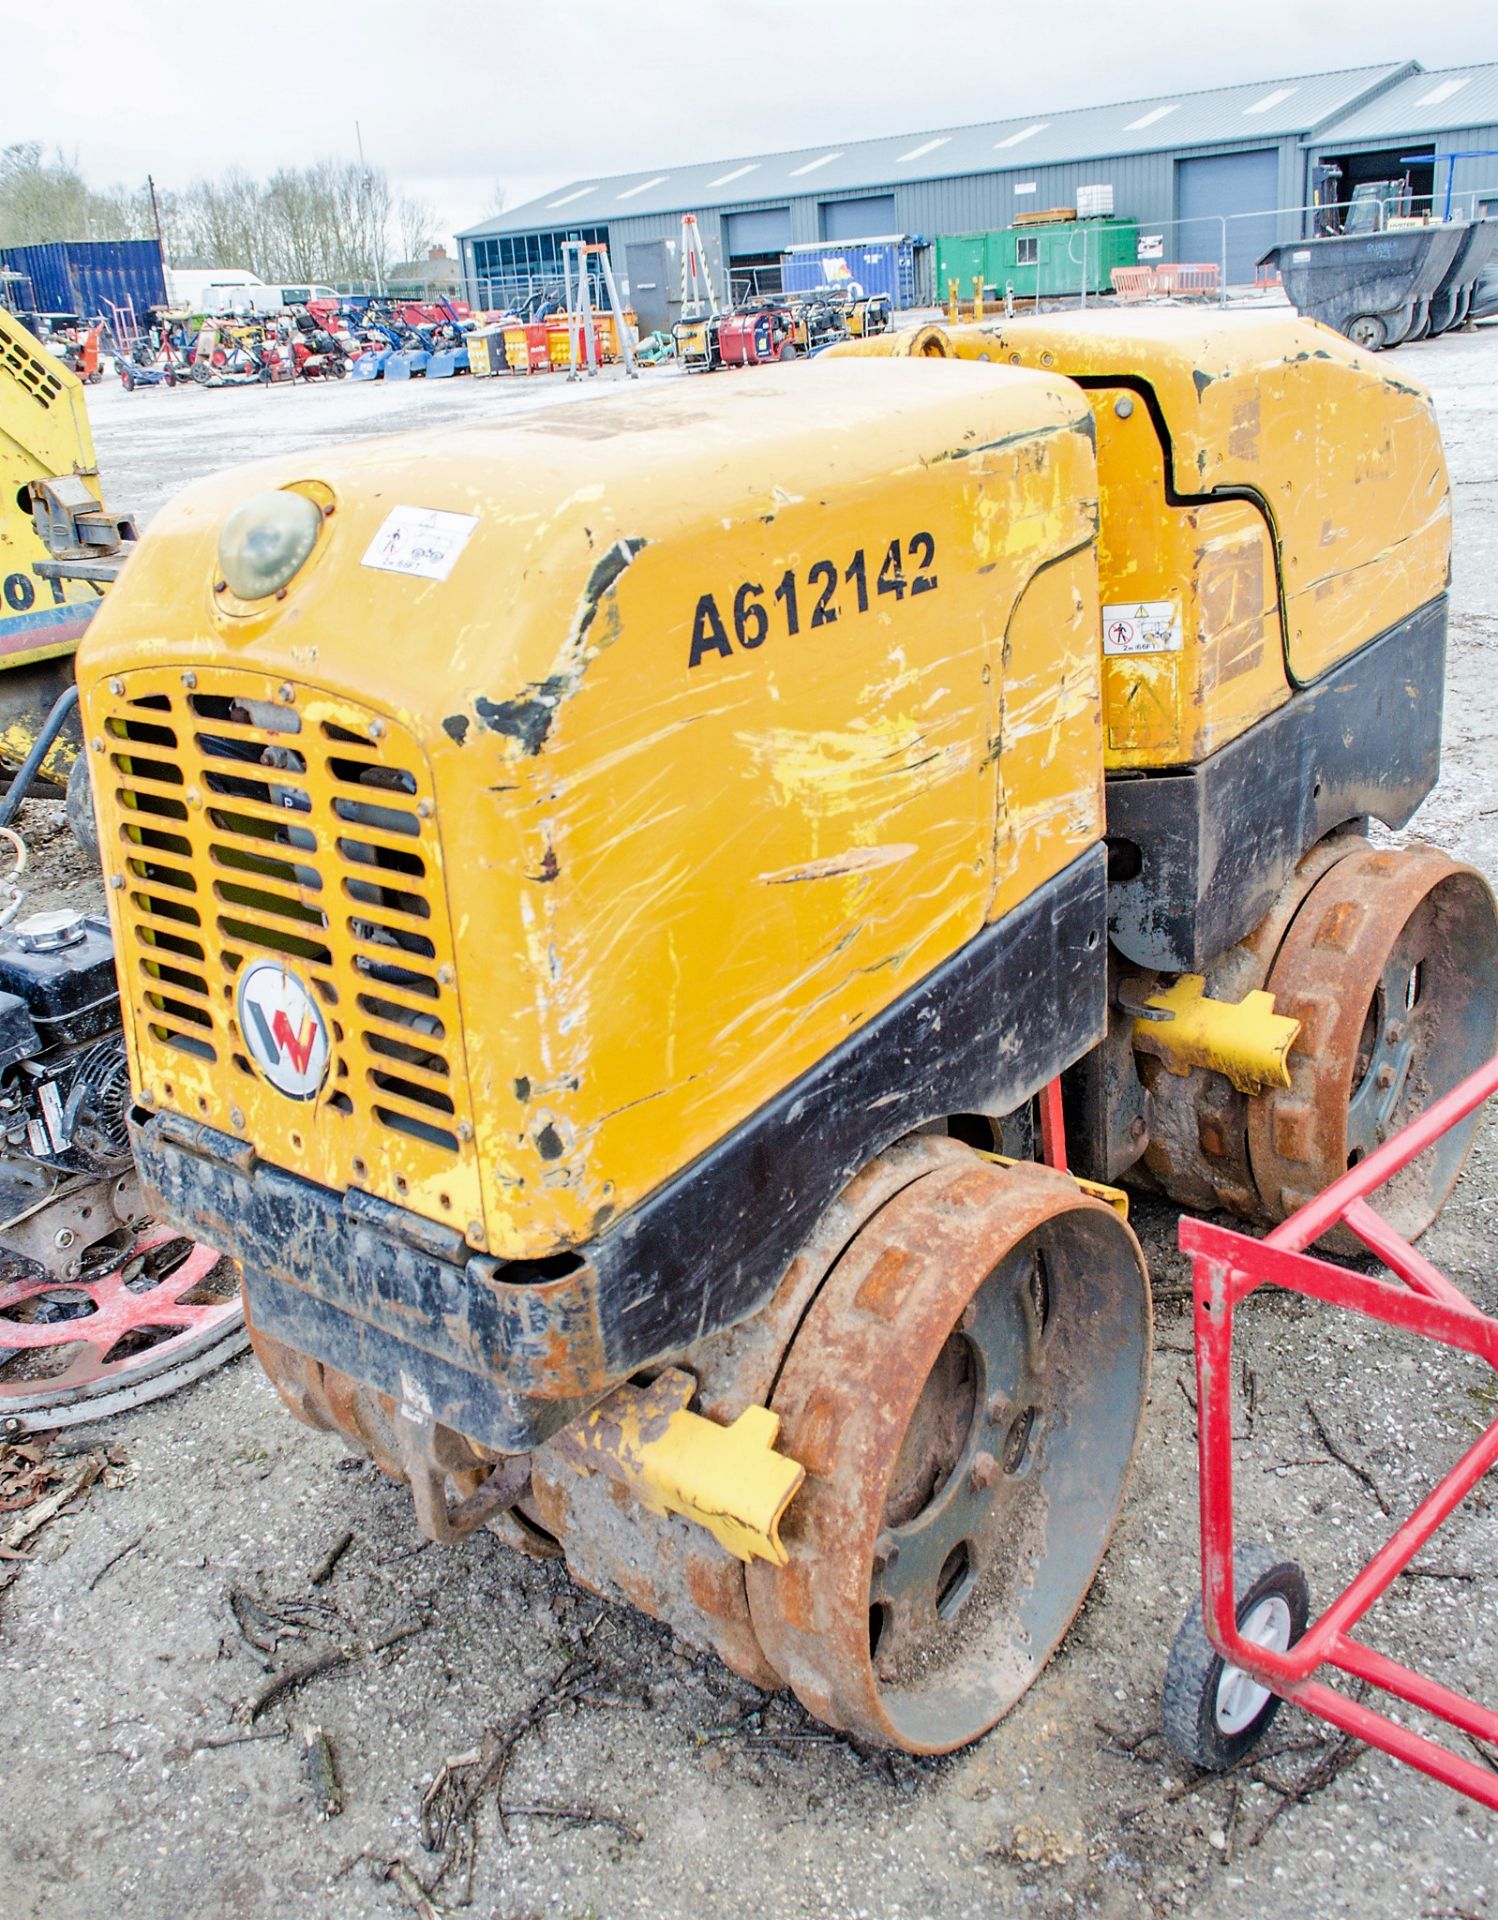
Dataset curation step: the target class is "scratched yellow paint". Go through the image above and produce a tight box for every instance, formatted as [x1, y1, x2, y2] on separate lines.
[832, 308, 1450, 764]
[1, 307, 107, 775]
[77, 361, 1104, 1258]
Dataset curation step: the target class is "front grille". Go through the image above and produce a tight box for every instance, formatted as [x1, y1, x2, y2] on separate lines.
[97, 668, 483, 1234]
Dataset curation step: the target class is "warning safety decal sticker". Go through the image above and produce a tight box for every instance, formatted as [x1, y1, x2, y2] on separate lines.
[1102, 600, 1183, 657]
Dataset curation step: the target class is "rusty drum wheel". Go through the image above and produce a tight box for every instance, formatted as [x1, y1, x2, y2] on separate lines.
[746, 1154, 1150, 1753]
[1248, 845, 1498, 1240]
[1139, 833, 1366, 1218]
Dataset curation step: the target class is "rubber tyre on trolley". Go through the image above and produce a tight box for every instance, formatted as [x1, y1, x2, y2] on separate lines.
[1162, 1543, 1310, 1772]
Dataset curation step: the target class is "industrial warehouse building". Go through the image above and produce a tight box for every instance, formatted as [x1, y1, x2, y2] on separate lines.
[458, 58, 1498, 328]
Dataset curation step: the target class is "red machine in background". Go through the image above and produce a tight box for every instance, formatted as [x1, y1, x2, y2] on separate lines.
[718, 306, 795, 366]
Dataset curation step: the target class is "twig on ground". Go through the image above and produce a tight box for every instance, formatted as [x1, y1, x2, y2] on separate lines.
[500, 1803, 642, 1842]
[1306, 1401, 1392, 1514]
[246, 1648, 351, 1721]
[243, 1619, 424, 1722]
[309, 1530, 354, 1588]
[381, 1857, 445, 1920]
[1463, 1732, 1498, 1775]
[182, 1727, 288, 1757]
[86, 1534, 142, 1592]
[420, 1655, 624, 1897]
[1094, 1720, 1161, 1758]
[1248, 1730, 1366, 1846]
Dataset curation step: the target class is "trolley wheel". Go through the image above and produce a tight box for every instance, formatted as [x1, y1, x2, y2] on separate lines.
[119, 368, 135, 391]
[746, 1154, 1150, 1753]
[1346, 313, 1389, 351]
[778, 342, 798, 361]
[1162, 1545, 1310, 1773]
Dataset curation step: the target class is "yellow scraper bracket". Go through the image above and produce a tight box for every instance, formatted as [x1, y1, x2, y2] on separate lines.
[1131, 975, 1301, 1095]
[566, 1368, 805, 1566]
[971, 1150, 1131, 1220]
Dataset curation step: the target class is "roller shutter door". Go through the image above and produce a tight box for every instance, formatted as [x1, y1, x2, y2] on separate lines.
[822, 195, 897, 242]
[724, 207, 792, 258]
[1176, 149, 1279, 285]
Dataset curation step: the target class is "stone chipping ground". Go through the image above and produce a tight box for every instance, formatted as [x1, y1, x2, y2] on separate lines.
[0, 321, 1496, 1920]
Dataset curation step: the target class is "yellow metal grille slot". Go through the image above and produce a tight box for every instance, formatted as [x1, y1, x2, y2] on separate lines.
[97, 669, 483, 1235]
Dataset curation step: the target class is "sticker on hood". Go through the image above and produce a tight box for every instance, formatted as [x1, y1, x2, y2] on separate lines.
[362, 505, 478, 582]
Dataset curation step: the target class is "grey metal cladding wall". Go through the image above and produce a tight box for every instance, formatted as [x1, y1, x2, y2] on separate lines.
[1442, 130, 1498, 202]
[881, 139, 1301, 244]
[595, 135, 1306, 278]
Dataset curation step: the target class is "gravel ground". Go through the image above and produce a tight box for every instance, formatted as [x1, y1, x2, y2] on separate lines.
[0, 323, 1495, 1920]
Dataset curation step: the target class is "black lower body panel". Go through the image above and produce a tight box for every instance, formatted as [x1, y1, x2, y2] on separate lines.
[1105, 597, 1446, 972]
[132, 846, 1108, 1453]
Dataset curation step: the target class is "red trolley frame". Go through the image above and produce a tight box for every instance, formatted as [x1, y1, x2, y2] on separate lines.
[1179, 1055, 1498, 1810]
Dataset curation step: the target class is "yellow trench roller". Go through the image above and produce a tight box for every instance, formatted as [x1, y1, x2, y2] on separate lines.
[0, 307, 114, 779]
[76, 318, 1498, 1754]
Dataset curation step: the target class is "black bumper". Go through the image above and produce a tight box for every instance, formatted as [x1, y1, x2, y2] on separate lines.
[133, 846, 1108, 1452]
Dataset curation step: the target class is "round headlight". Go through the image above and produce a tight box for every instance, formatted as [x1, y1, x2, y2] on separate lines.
[218, 489, 323, 600]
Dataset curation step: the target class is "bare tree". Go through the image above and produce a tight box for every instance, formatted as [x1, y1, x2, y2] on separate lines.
[396, 193, 438, 268]
[4, 149, 445, 293]
[0, 143, 145, 247]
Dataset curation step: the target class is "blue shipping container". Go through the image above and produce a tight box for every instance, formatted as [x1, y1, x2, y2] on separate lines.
[781, 238, 917, 307]
[0, 240, 166, 318]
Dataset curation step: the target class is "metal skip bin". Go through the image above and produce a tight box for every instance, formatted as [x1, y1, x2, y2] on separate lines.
[1423, 220, 1498, 335]
[1260, 225, 1466, 351]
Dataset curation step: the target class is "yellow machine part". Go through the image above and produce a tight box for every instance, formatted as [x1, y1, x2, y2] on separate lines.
[1130, 974, 1300, 1095]
[0, 306, 106, 774]
[829, 310, 1450, 768]
[78, 360, 1105, 1260]
[557, 1367, 805, 1565]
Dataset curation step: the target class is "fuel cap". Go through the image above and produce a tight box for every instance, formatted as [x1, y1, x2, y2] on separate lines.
[15, 909, 87, 953]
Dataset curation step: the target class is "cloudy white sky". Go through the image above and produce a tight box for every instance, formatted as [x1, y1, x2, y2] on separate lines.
[10, 1, 1497, 242]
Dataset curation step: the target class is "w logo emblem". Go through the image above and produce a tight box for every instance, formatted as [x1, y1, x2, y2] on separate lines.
[237, 961, 330, 1100]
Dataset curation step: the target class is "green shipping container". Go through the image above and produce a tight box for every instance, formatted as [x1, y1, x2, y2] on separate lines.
[934, 232, 987, 302]
[993, 220, 1139, 299]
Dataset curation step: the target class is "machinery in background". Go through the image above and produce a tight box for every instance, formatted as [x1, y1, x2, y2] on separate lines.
[0, 849, 246, 1432]
[558, 239, 637, 381]
[0, 306, 135, 788]
[0, 308, 244, 1429]
[76, 308, 1496, 1755]
[1282, 163, 1497, 347]
[672, 214, 723, 372]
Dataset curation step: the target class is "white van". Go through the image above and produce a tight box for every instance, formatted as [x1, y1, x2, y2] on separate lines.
[221, 283, 340, 315]
[166, 266, 264, 310]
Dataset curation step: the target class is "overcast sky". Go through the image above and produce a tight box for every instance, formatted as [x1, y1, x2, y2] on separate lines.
[11, 1, 1498, 242]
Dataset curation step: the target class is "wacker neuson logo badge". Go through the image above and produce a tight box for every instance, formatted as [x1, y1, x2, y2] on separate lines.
[236, 959, 331, 1099]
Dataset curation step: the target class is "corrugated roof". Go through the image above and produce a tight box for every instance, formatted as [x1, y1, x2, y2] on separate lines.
[460, 62, 1413, 237]
[1307, 62, 1498, 143]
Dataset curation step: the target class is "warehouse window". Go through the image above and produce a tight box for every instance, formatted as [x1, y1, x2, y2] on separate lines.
[469, 227, 609, 308]
[1016, 236, 1039, 266]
